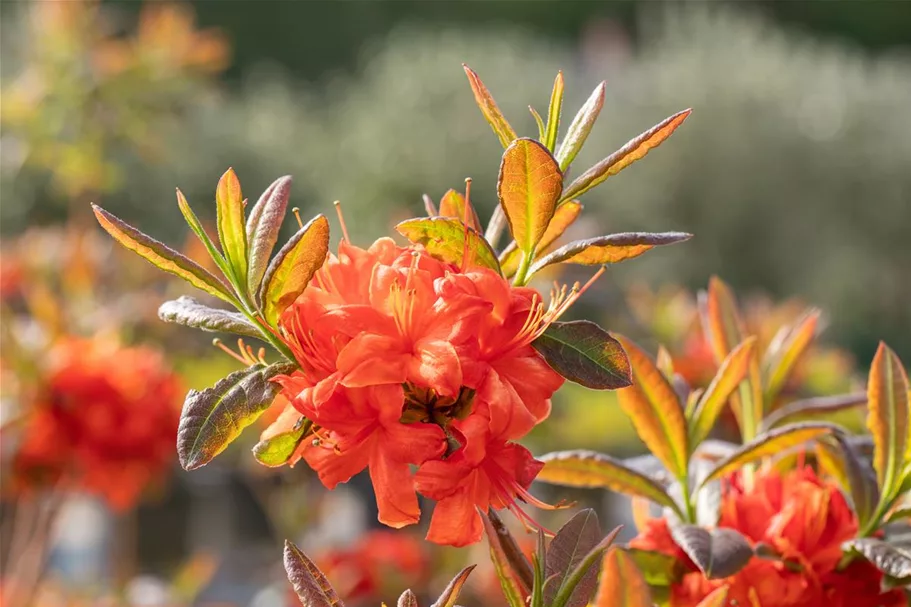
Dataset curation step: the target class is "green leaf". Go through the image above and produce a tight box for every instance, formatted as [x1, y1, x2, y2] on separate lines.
[537, 450, 681, 516]
[556, 81, 606, 172]
[463, 64, 517, 148]
[624, 549, 684, 586]
[543, 71, 564, 152]
[486, 510, 534, 591]
[215, 168, 248, 287]
[763, 309, 821, 403]
[177, 362, 295, 470]
[496, 138, 563, 255]
[260, 215, 330, 326]
[592, 547, 653, 607]
[700, 422, 842, 487]
[500, 200, 582, 277]
[532, 321, 632, 390]
[158, 296, 260, 338]
[670, 525, 753, 579]
[397, 590, 418, 607]
[616, 335, 690, 481]
[430, 566, 475, 607]
[437, 188, 482, 231]
[176, 188, 230, 273]
[560, 109, 691, 202]
[481, 512, 527, 607]
[545, 509, 602, 607]
[92, 204, 232, 303]
[866, 342, 910, 500]
[529, 105, 546, 141]
[760, 392, 867, 432]
[252, 417, 311, 467]
[689, 337, 757, 449]
[246, 175, 291, 294]
[396, 217, 501, 273]
[843, 538, 911, 581]
[283, 540, 345, 607]
[530, 232, 691, 274]
[833, 434, 880, 527]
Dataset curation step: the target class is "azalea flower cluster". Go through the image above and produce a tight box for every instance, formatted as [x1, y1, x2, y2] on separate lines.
[267, 236, 578, 546]
[631, 465, 908, 607]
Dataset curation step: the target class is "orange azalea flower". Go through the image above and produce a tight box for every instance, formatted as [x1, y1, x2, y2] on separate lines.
[270, 237, 567, 546]
[11, 337, 181, 510]
[631, 466, 907, 607]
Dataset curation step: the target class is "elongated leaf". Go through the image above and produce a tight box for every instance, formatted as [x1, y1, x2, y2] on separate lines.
[486, 510, 534, 591]
[422, 193, 438, 216]
[670, 525, 753, 579]
[834, 434, 880, 526]
[553, 528, 622, 607]
[485, 205, 509, 249]
[177, 362, 294, 470]
[616, 336, 689, 480]
[530, 232, 691, 274]
[624, 549, 684, 586]
[545, 509, 601, 607]
[158, 296, 259, 338]
[694, 586, 730, 607]
[537, 450, 680, 514]
[689, 337, 757, 448]
[176, 188, 229, 271]
[592, 548, 652, 607]
[215, 168, 248, 286]
[763, 309, 821, 401]
[815, 440, 852, 494]
[556, 81, 606, 172]
[530, 105, 546, 140]
[700, 422, 841, 486]
[844, 538, 911, 581]
[532, 321, 632, 390]
[867, 342, 910, 498]
[497, 138, 563, 255]
[397, 590, 418, 607]
[543, 71, 564, 152]
[560, 109, 691, 202]
[430, 566, 475, 607]
[438, 188, 481, 231]
[396, 217, 500, 273]
[481, 511, 527, 607]
[92, 204, 232, 302]
[253, 415, 311, 467]
[246, 176, 291, 293]
[260, 215, 330, 325]
[760, 392, 867, 432]
[500, 200, 582, 277]
[463, 64, 517, 148]
[283, 540, 344, 607]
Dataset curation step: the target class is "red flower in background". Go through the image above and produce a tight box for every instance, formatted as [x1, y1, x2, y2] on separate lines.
[631, 466, 907, 607]
[267, 237, 570, 546]
[11, 337, 181, 510]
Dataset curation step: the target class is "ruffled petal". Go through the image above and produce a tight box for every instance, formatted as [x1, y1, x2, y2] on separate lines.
[336, 333, 408, 387]
[369, 442, 421, 528]
[425, 492, 484, 547]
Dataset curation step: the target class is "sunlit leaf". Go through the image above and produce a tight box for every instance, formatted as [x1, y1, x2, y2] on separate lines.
[532, 321, 632, 390]
[537, 450, 681, 516]
[283, 540, 344, 607]
[867, 342, 910, 498]
[529, 105, 546, 141]
[815, 440, 852, 498]
[694, 586, 730, 607]
[616, 336, 689, 480]
[497, 138, 563, 256]
[592, 548, 652, 607]
[463, 64, 517, 148]
[556, 81, 606, 172]
[396, 217, 501, 273]
[545, 509, 601, 607]
[177, 362, 294, 470]
[486, 510, 534, 591]
[260, 215, 330, 325]
[246, 175, 291, 293]
[481, 511, 527, 607]
[253, 415, 311, 468]
[689, 337, 757, 449]
[670, 525, 753, 579]
[833, 434, 880, 527]
[624, 549, 684, 586]
[158, 296, 260, 338]
[176, 188, 230, 274]
[430, 565, 475, 607]
[397, 590, 418, 607]
[92, 204, 232, 303]
[530, 232, 691, 274]
[843, 538, 911, 582]
[422, 193, 438, 216]
[764, 309, 821, 402]
[560, 109, 691, 202]
[500, 200, 582, 277]
[760, 392, 867, 432]
[438, 188, 481, 231]
[215, 168, 248, 286]
[700, 422, 841, 486]
[656, 345, 675, 382]
[543, 71, 564, 152]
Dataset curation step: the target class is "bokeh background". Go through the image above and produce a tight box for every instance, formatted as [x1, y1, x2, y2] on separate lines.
[1, 1, 909, 605]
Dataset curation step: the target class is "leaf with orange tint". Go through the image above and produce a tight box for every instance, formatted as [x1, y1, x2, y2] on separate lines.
[430, 565, 475, 607]
[215, 168, 248, 286]
[500, 200, 582, 277]
[497, 138, 563, 256]
[481, 512, 527, 607]
[866, 342, 910, 498]
[463, 64, 517, 148]
[530, 231, 691, 274]
[592, 548, 652, 607]
[543, 71, 564, 152]
[764, 309, 821, 402]
[485, 510, 533, 591]
[556, 81, 606, 171]
[694, 586, 730, 607]
[560, 109, 691, 202]
[616, 335, 689, 480]
[689, 337, 757, 448]
[396, 217, 501, 273]
[437, 188, 481, 231]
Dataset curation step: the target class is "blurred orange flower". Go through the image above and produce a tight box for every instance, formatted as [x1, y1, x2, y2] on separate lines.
[631, 466, 907, 607]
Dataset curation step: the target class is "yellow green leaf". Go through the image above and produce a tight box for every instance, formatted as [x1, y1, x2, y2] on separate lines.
[529, 105, 546, 140]
[215, 168, 248, 287]
[867, 342, 910, 497]
[431, 566, 475, 607]
[764, 309, 821, 402]
[560, 109, 691, 202]
[463, 64, 517, 149]
[481, 513, 527, 607]
[496, 138, 563, 255]
[556, 81, 606, 172]
[396, 217, 501, 273]
[543, 71, 564, 152]
[437, 188, 481, 231]
[616, 336, 689, 480]
[260, 215, 330, 325]
[92, 204, 232, 303]
[689, 337, 757, 449]
[592, 548, 653, 607]
[694, 586, 730, 607]
[500, 200, 582, 277]
[530, 231, 691, 274]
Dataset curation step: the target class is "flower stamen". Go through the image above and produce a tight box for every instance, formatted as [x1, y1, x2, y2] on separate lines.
[333, 200, 350, 243]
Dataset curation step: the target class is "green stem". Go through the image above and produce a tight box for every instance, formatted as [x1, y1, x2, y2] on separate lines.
[513, 249, 533, 286]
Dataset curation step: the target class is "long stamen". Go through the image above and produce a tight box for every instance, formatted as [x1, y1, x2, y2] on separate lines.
[291, 207, 304, 229]
[333, 201, 350, 243]
[212, 338, 249, 365]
